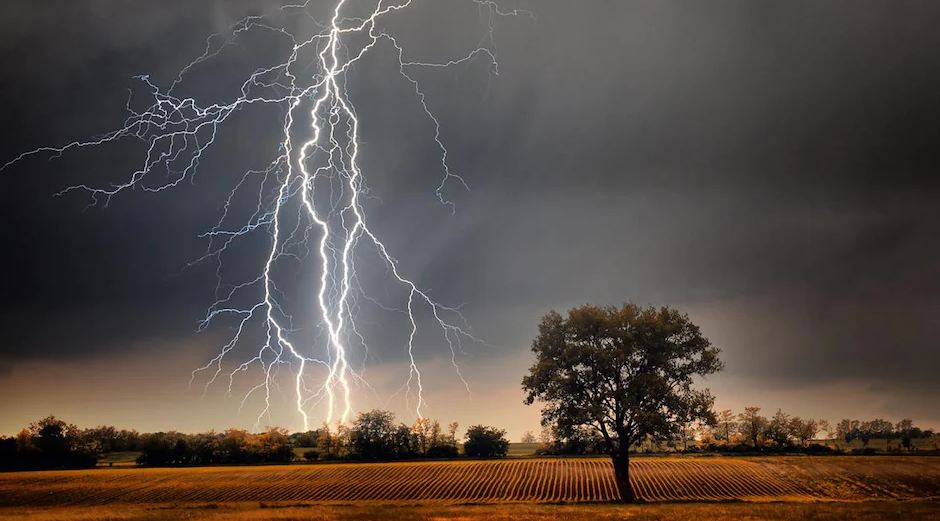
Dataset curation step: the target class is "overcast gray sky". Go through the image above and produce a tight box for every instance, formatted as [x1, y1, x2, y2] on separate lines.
[1, 0, 939, 438]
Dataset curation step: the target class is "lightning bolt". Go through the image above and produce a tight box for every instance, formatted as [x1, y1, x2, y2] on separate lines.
[3, 0, 529, 431]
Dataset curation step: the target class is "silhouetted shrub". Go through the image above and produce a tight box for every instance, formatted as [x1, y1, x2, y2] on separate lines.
[0, 437, 18, 469]
[426, 444, 459, 459]
[463, 425, 509, 458]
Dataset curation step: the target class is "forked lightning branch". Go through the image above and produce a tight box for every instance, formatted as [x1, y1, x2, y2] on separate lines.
[3, 0, 529, 430]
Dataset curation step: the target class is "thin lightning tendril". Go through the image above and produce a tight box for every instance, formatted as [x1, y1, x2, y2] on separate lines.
[3, 0, 529, 431]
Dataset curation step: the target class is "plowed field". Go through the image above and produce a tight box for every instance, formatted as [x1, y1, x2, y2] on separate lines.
[1, 456, 938, 506]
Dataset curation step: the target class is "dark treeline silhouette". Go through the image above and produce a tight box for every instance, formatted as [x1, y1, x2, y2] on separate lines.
[535, 406, 937, 456]
[297, 411, 507, 461]
[835, 418, 935, 452]
[304, 410, 461, 461]
[0, 410, 510, 470]
[0, 416, 99, 470]
[2, 410, 934, 471]
[135, 428, 294, 466]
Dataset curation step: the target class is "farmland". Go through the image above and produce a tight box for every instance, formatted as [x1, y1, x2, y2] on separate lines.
[3, 501, 940, 521]
[2, 456, 939, 507]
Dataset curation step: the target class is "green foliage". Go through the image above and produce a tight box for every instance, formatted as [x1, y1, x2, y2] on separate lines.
[765, 410, 792, 447]
[836, 418, 934, 450]
[135, 427, 294, 466]
[350, 410, 400, 460]
[738, 407, 768, 448]
[426, 443, 459, 458]
[463, 425, 509, 458]
[523, 304, 722, 448]
[522, 303, 722, 501]
[0, 412, 483, 469]
[315, 424, 339, 460]
[302, 411, 462, 461]
[289, 430, 320, 448]
[79, 425, 141, 452]
[535, 425, 606, 456]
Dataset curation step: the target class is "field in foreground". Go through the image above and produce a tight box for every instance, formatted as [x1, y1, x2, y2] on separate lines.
[2, 501, 939, 521]
[2, 456, 939, 506]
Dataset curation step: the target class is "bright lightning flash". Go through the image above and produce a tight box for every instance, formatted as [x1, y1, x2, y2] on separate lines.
[3, 0, 529, 431]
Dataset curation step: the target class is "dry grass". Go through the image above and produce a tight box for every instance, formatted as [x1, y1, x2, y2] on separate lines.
[1, 501, 939, 521]
[1, 456, 938, 507]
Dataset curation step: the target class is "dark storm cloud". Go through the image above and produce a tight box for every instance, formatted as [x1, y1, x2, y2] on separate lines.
[0, 0, 285, 359]
[2, 0, 940, 413]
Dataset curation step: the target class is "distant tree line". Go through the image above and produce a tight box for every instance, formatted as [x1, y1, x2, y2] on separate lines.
[715, 409, 934, 453]
[1, 411, 510, 470]
[0, 416, 99, 470]
[301, 410, 461, 461]
[295, 411, 508, 461]
[533, 407, 937, 456]
[834, 418, 935, 451]
[697, 407, 833, 452]
[134, 428, 294, 466]
[3, 408, 935, 471]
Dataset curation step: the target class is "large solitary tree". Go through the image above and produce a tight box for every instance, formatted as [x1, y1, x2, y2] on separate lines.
[522, 304, 722, 502]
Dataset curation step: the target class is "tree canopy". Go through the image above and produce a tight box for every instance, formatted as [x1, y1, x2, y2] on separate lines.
[522, 303, 722, 501]
[463, 425, 510, 458]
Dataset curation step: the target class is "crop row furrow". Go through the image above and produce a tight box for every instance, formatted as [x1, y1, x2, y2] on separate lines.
[5, 456, 935, 505]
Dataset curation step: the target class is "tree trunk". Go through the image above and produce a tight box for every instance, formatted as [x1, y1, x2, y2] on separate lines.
[611, 452, 635, 502]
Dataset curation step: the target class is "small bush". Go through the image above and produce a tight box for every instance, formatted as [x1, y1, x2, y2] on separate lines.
[804, 443, 835, 454]
[302, 449, 319, 462]
[463, 425, 509, 458]
[426, 444, 459, 459]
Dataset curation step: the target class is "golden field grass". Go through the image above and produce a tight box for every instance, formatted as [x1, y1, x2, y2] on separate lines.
[1, 501, 939, 521]
[1, 456, 939, 520]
